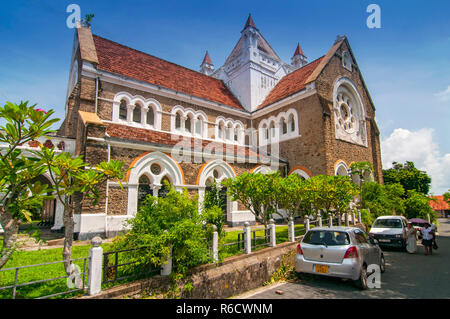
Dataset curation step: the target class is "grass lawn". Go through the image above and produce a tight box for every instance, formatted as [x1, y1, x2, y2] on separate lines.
[0, 241, 111, 299]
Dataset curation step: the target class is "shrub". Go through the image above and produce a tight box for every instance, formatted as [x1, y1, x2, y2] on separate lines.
[110, 185, 212, 277]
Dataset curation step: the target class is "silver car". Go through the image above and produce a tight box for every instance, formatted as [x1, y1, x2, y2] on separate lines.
[295, 227, 386, 289]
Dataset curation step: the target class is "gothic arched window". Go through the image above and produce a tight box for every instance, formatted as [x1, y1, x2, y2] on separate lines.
[119, 100, 127, 120]
[147, 107, 154, 126]
[133, 104, 141, 123]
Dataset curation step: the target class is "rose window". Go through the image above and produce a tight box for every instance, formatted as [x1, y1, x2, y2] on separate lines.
[334, 89, 358, 134]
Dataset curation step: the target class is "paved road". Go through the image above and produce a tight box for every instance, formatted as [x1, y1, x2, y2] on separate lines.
[240, 218, 450, 299]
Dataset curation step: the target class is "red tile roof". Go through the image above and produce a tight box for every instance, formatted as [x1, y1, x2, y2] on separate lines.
[92, 35, 244, 110]
[429, 196, 449, 211]
[106, 123, 270, 162]
[257, 56, 324, 109]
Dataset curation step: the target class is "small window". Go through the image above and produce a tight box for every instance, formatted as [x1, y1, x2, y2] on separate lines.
[119, 100, 127, 120]
[133, 105, 141, 123]
[175, 113, 182, 129]
[282, 121, 288, 135]
[195, 119, 202, 135]
[289, 114, 295, 132]
[147, 108, 154, 126]
[185, 116, 192, 133]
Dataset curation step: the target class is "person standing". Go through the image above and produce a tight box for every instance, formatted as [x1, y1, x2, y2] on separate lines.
[431, 223, 438, 250]
[405, 222, 418, 254]
[420, 223, 434, 256]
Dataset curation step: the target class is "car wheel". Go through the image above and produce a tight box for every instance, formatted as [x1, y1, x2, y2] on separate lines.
[355, 265, 368, 290]
[380, 254, 386, 273]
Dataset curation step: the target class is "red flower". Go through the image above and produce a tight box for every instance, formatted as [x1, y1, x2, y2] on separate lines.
[35, 108, 47, 114]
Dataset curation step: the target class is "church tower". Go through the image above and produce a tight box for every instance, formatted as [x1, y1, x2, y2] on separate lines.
[213, 14, 291, 112]
[291, 43, 307, 69]
[200, 51, 214, 76]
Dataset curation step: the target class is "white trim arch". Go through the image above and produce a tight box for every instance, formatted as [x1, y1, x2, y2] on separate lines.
[215, 116, 245, 145]
[112, 92, 162, 130]
[289, 169, 311, 180]
[251, 165, 275, 175]
[197, 159, 237, 222]
[258, 108, 299, 146]
[127, 151, 184, 216]
[171, 105, 209, 138]
[335, 160, 349, 176]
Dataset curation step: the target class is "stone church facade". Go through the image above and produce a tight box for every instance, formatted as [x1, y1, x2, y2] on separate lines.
[51, 15, 382, 239]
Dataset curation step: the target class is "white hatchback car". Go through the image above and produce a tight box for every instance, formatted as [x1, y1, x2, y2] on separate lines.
[368, 216, 408, 249]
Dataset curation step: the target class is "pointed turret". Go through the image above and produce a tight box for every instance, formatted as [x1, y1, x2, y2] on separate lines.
[242, 13, 258, 31]
[200, 50, 214, 76]
[291, 43, 307, 69]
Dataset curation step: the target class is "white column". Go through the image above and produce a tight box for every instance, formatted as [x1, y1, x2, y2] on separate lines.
[345, 213, 349, 227]
[358, 210, 362, 224]
[305, 217, 310, 231]
[329, 214, 333, 227]
[212, 225, 219, 262]
[88, 237, 103, 296]
[269, 219, 276, 247]
[288, 216, 295, 242]
[352, 212, 356, 225]
[198, 188, 205, 213]
[127, 185, 138, 216]
[318, 215, 323, 227]
[244, 222, 251, 254]
[160, 246, 173, 276]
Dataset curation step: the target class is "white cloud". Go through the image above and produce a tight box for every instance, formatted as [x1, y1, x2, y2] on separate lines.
[381, 128, 450, 195]
[435, 85, 450, 102]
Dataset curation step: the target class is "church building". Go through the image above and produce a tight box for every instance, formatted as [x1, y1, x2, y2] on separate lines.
[49, 15, 382, 239]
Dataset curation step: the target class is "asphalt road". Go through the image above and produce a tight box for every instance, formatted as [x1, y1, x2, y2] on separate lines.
[240, 218, 450, 299]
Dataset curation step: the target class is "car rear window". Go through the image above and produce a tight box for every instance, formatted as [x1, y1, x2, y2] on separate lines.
[303, 230, 350, 246]
[372, 219, 402, 228]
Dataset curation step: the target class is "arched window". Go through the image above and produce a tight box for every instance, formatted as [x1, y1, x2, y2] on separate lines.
[138, 175, 152, 209]
[185, 115, 192, 133]
[282, 119, 288, 135]
[119, 100, 127, 120]
[133, 104, 141, 123]
[175, 112, 182, 130]
[288, 114, 295, 132]
[147, 107, 154, 126]
[226, 123, 233, 140]
[158, 176, 171, 198]
[195, 118, 202, 135]
[218, 122, 225, 140]
[269, 122, 275, 139]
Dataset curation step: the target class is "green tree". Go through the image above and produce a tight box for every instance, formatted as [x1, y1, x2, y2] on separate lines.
[361, 181, 405, 218]
[223, 172, 278, 226]
[443, 190, 450, 204]
[404, 190, 436, 220]
[37, 147, 126, 274]
[383, 161, 431, 196]
[0, 102, 59, 269]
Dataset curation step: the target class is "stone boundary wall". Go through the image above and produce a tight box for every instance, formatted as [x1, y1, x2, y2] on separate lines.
[79, 241, 298, 299]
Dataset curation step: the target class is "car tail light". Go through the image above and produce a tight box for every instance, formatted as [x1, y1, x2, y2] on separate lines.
[344, 246, 359, 258]
[297, 243, 303, 255]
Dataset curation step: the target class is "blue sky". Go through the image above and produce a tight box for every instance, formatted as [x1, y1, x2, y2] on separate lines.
[0, 0, 449, 193]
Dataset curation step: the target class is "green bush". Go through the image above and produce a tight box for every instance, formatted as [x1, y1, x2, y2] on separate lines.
[110, 185, 212, 277]
[201, 205, 225, 239]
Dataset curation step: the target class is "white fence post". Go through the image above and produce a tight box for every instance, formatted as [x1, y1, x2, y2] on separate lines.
[345, 213, 349, 227]
[212, 225, 219, 262]
[288, 216, 295, 242]
[88, 236, 103, 296]
[318, 215, 322, 227]
[305, 217, 310, 231]
[160, 246, 173, 276]
[269, 219, 276, 247]
[338, 213, 342, 226]
[244, 222, 251, 254]
[352, 212, 356, 225]
[329, 214, 333, 227]
[358, 210, 362, 224]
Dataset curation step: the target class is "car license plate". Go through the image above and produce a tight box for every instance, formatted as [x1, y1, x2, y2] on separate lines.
[315, 265, 329, 274]
[379, 239, 390, 243]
